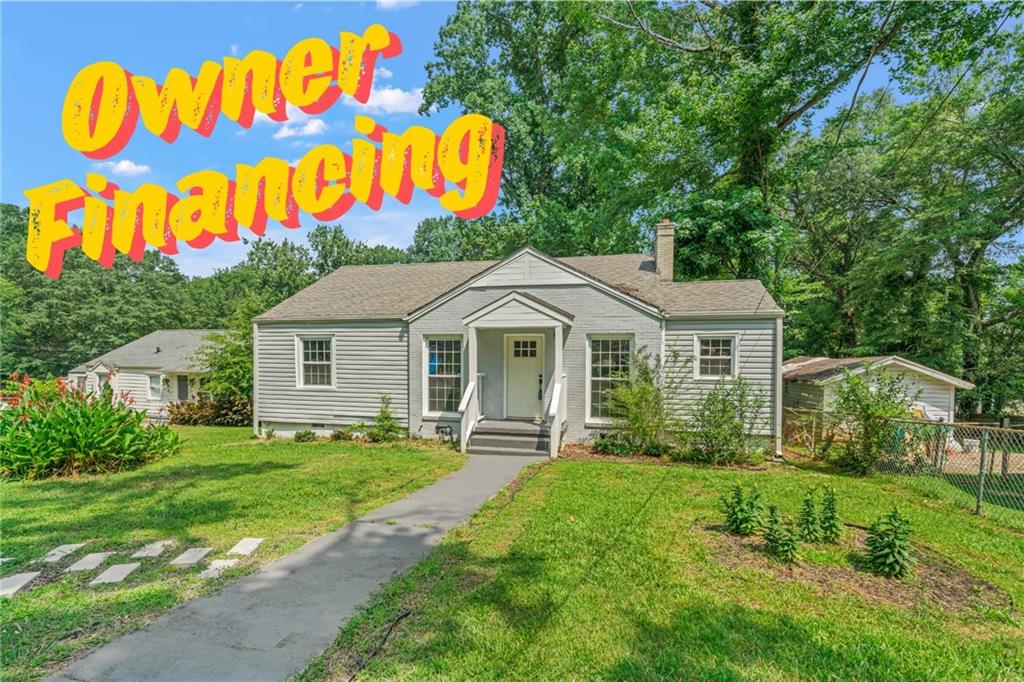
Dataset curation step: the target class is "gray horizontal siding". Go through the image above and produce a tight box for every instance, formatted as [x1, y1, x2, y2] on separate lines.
[409, 284, 662, 441]
[255, 320, 409, 427]
[665, 319, 778, 435]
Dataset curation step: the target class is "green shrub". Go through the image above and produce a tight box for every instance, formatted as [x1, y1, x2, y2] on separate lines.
[797, 490, 823, 542]
[0, 375, 180, 479]
[820, 487, 843, 543]
[168, 395, 251, 426]
[825, 367, 915, 474]
[294, 429, 317, 443]
[764, 505, 800, 563]
[331, 428, 353, 441]
[367, 395, 404, 442]
[683, 376, 766, 465]
[605, 349, 680, 456]
[593, 432, 635, 456]
[866, 507, 914, 579]
[720, 484, 765, 536]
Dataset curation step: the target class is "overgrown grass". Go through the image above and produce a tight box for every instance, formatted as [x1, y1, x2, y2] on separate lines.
[0, 427, 464, 682]
[302, 459, 1024, 681]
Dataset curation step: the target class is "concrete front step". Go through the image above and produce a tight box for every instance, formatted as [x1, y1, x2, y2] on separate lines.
[473, 419, 549, 436]
[467, 445, 548, 457]
[470, 433, 548, 450]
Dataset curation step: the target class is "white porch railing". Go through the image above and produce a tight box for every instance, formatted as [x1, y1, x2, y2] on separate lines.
[547, 372, 567, 457]
[457, 373, 485, 453]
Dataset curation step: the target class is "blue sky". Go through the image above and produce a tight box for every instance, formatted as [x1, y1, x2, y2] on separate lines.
[1, 1, 461, 275]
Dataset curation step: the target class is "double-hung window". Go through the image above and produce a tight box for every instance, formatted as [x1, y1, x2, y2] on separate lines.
[426, 337, 462, 414]
[588, 336, 632, 421]
[298, 337, 333, 387]
[148, 374, 162, 400]
[697, 336, 735, 378]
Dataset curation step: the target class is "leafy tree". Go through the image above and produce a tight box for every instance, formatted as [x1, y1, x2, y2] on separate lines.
[308, 225, 408, 277]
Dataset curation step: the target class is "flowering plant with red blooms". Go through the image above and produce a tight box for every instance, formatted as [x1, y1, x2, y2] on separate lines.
[0, 375, 179, 479]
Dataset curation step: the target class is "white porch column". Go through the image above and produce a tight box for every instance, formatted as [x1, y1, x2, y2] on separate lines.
[468, 326, 478, 383]
[553, 324, 563, 382]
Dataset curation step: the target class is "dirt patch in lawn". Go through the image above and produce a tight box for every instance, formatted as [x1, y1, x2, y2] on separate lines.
[704, 523, 1012, 613]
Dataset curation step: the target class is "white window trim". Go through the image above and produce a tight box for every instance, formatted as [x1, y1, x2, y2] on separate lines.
[422, 334, 465, 419]
[148, 374, 163, 401]
[295, 335, 336, 389]
[693, 333, 739, 381]
[585, 334, 634, 425]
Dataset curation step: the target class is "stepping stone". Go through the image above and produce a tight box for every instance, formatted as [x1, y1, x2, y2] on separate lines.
[169, 547, 212, 567]
[131, 540, 174, 558]
[40, 543, 87, 563]
[65, 552, 115, 573]
[227, 538, 264, 556]
[199, 559, 239, 579]
[0, 572, 39, 597]
[89, 563, 140, 586]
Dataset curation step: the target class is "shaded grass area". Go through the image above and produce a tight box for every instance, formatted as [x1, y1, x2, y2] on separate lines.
[0, 427, 464, 682]
[301, 459, 1024, 681]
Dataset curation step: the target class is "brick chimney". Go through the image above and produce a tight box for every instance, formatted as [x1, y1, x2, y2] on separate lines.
[655, 218, 676, 282]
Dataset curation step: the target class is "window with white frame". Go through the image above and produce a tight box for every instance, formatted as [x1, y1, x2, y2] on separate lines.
[588, 336, 632, 420]
[299, 337, 333, 386]
[697, 337, 734, 377]
[149, 374, 162, 400]
[426, 337, 462, 413]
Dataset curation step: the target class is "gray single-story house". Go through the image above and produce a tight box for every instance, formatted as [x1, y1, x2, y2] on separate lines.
[782, 355, 975, 423]
[68, 329, 222, 419]
[253, 221, 785, 456]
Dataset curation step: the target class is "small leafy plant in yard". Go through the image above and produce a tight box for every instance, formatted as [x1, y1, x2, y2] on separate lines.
[0, 375, 180, 479]
[824, 367, 915, 474]
[866, 507, 914, 579]
[820, 487, 843, 543]
[593, 432, 640, 457]
[682, 376, 767, 465]
[167, 394, 251, 426]
[721, 484, 765, 535]
[605, 349, 681, 456]
[331, 428, 353, 441]
[798, 490, 823, 542]
[294, 429, 317, 443]
[763, 505, 800, 563]
[367, 395, 404, 442]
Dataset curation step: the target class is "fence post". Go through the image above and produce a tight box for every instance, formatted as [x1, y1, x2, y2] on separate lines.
[1001, 417, 1011, 477]
[976, 430, 989, 515]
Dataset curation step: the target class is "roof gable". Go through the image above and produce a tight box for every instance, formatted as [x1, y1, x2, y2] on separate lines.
[462, 291, 574, 328]
[72, 329, 225, 375]
[407, 247, 662, 321]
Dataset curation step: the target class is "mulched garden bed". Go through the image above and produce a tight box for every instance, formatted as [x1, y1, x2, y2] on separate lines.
[704, 522, 1012, 613]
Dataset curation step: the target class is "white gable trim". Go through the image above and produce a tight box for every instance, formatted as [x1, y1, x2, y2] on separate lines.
[462, 292, 573, 328]
[406, 247, 662, 322]
[816, 357, 975, 390]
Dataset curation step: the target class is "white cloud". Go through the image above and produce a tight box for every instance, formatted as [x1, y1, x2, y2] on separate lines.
[345, 85, 423, 115]
[374, 66, 394, 80]
[230, 44, 240, 56]
[293, 2, 303, 9]
[376, 0, 418, 9]
[272, 118, 328, 140]
[92, 159, 151, 177]
[253, 103, 310, 125]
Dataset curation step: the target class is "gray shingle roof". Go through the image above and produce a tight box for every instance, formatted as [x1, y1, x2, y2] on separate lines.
[68, 329, 225, 374]
[782, 355, 974, 389]
[256, 249, 783, 321]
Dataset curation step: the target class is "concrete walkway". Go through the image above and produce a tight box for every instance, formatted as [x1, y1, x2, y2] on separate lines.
[49, 454, 542, 682]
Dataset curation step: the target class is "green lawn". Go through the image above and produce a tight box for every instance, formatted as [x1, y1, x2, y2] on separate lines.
[301, 458, 1024, 681]
[0, 427, 464, 682]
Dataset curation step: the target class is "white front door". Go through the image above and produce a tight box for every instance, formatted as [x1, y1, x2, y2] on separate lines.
[505, 334, 544, 420]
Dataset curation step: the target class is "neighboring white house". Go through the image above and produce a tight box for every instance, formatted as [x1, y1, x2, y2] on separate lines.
[253, 220, 787, 457]
[67, 329, 223, 419]
[782, 355, 975, 423]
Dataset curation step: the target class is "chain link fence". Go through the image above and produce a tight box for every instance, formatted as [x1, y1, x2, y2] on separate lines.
[783, 408, 1024, 518]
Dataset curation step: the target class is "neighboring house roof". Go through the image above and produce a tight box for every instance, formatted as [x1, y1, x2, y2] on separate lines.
[255, 247, 783, 322]
[782, 355, 975, 390]
[68, 329, 225, 375]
